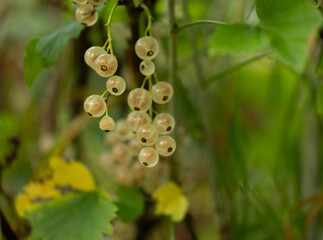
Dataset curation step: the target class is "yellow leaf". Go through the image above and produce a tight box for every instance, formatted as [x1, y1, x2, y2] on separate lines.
[15, 193, 36, 217]
[49, 156, 95, 191]
[153, 182, 189, 222]
[23, 180, 61, 199]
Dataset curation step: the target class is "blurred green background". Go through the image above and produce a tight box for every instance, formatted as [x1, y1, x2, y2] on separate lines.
[1, 0, 323, 239]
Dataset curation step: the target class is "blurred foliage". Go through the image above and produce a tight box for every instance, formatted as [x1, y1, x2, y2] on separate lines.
[1, 0, 323, 239]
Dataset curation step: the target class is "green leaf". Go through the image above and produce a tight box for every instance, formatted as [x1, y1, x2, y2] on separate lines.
[133, 0, 141, 8]
[24, 22, 84, 87]
[38, 21, 84, 66]
[27, 191, 118, 240]
[256, 0, 322, 73]
[24, 39, 44, 87]
[209, 23, 269, 54]
[116, 186, 144, 222]
[317, 82, 323, 115]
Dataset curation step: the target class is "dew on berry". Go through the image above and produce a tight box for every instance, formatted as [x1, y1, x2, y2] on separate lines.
[139, 60, 155, 76]
[106, 75, 126, 96]
[135, 36, 159, 60]
[151, 81, 173, 104]
[127, 111, 150, 132]
[94, 53, 118, 77]
[127, 88, 152, 112]
[83, 95, 106, 117]
[155, 135, 176, 157]
[136, 124, 158, 146]
[153, 113, 175, 134]
[138, 147, 159, 168]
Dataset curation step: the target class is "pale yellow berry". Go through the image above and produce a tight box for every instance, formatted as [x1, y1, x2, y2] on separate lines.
[72, 0, 88, 5]
[155, 135, 176, 156]
[88, 0, 106, 6]
[135, 36, 159, 60]
[106, 76, 126, 96]
[99, 116, 115, 132]
[138, 147, 159, 167]
[153, 113, 175, 134]
[75, 4, 98, 27]
[126, 111, 150, 132]
[83, 95, 106, 117]
[94, 53, 118, 77]
[115, 119, 135, 141]
[139, 60, 155, 76]
[136, 124, 158, 146]
[84, 46, 106, 68]
[127, 88, 152, 112]
[151, 81, 173, 104]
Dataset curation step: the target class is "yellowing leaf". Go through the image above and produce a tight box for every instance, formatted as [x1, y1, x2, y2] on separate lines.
[49, 156, 95, 191]
[153, 182, 189, 222]
[23, 180, 60, 199]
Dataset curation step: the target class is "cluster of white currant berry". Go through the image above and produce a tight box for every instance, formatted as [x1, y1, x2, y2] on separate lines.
[101, 119, 170, 193]
[126, 36, 176, 168]
[73, 0, 106, 26]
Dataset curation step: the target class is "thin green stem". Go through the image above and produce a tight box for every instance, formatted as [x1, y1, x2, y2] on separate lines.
[206, 52, 270, 86]
[175, 20, 227, 33]
[153, 73, 159, 83]
[141, 3, 153, 36]
[101, 89, 108, 97]
[169, 217, 175, 240]
[148, 76, 153, 122]
[103, 0, 119, 55]
[141, 76, 149, 88]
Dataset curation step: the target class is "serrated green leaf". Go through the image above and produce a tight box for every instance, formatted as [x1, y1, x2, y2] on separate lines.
[256, 0, 322, 73]
[133, 0, 141, 8]
[38, 22, 84, 66]
[27, 191, 118, 240]
[116, 186, 144, 222]
[209, 23, 269, 54]
[317, 82, 323, 115]
[24, 39, 44, 87]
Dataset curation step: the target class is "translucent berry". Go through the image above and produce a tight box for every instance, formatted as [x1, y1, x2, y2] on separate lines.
[153, 113, 175, 134]
[99, 116, 115, 132]
[72, 0, 88, 5]
[115, 119, 134, 141]
[75, 4, 98, 27]
[151, 81, 173, 104]
[88, 0, 106, 6]
[127, 111, 150, 132]
[138, 147, 159, 168]
[113, 143, 131, 164]
[127, 88, 152, 112]
[84, 46, 106, 68]
[94, 53, 118, 77]
[83, 95, 106, 117]
[136, 124, 158, 146]
[135, 36, 159, 60]
[139, 60, 155, 76]
[155, 135, 176, 156]
[106, 76, 126, 96]
[129, 138, 143, 154]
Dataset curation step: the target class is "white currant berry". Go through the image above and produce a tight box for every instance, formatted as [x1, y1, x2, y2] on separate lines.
[139, 60, 155, 76]
[126, 111, 150, 132]
[155, 135, 176, 156]
[75, 4, 98, 27]
[153, 113, 175, 134]
[72, 0, 88, 5]
[105, 131, 121, 145]
[99, 116, 115, 132]
[94, 53, 118, 77]
[88, 0, 106, 6]
[106, 76, 126, 96]
[138, 147, 159, 168]
[115, 119, 134, 141]
[112, 143, 131, 164]
[127, 88, 152, 112]
[136, 124, 158, 146]
[135, 36, 159, 60]
[151, 81, 173, 104]
[84, 46, 106, 68]
[129, 138, 143, 154]
[83, 95, 106, 117]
